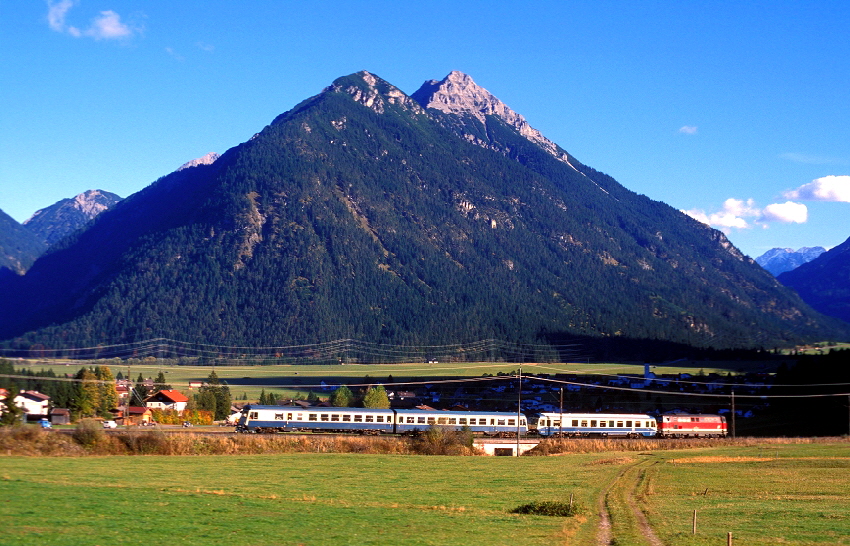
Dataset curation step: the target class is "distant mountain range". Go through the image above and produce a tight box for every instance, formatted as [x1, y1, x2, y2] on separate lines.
[1, 70, 846, 351]
[756, 246, 826, 276]
[0, 208, 46, 276]
[778, 236, 850, 324]
[24, 189, 123, 248]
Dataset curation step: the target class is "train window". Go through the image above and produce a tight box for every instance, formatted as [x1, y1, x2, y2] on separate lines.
[321, 414, 329, 421]
[459, 418, 467, 425]
[572, 420, 579, 427]
[418, 417, 426, 424]
[377, 416, 384, 423]
[616, 421, 623, 427]
[609, 421, 615, 427]
[508, 419, 515, 426]
[297, 414, 303, 420]
[428, 418, 436, 425]
[498, 419, 506, 426]
[449, 418, 457, 425]
[249, 412, 258, 419]
[521, 419, 526, 426]
[580, 421, 587, 427]
[275, 413, 284, 420]
[330, 414, 339, 421]
[309, 414, 317, 421]
[490, 419, 495, 426]
[552, 420, 559, 427]
[287, 413, 293, 420]
[408, 417, 415, 424]
[626, 421, 632, 427]
[438, 418, 447, 425]
[354, 415, 363, 422]
[600, 421, 606, 427]
[365, 415, 374, 422]
[342, 415, 351, 422]
[590, 420, 597, 427]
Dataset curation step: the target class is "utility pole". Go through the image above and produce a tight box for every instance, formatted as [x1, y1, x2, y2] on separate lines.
[559, 387, 564, 438]
[516, 366, 522, 457]
[731, 390, 736, 439]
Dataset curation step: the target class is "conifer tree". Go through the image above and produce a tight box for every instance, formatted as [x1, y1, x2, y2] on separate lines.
[95, 366, 118, 416]
[330, 385, 353, 407]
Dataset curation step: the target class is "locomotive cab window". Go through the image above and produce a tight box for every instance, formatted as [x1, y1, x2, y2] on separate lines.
[249, 412, 258, 419]
[520, 419, 526, 426]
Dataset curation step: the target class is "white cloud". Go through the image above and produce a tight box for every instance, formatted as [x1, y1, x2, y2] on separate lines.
[47, 0, 76, 32]
[86, 10, 133, 40]
[679, 126, 698, 135]
[46, 1, 139, 40]
[783, 175, 850, 202]
[760, 201, 808, 224]
[683, 197, 808, 231]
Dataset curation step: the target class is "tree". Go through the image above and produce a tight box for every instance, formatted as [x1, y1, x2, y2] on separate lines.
[155, 371, 171, 391]
[197, 369, 231, 421]
[0, 386, 24, 426]
[330, 385, 353, 407]
[95, 366, 118, 417]
[362, 385, 390, 409]
[74, 368, 100, 418]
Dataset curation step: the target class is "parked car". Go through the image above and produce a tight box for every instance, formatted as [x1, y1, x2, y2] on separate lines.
[102, 420, 118, 429]
[39, 418, 52, 429]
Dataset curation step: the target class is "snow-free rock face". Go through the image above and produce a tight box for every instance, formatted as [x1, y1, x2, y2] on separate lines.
[756, 246, 827, 276]
[411, 71, 570, 162]
[24, 189, 122, 247]
[177, 152, 220, 171]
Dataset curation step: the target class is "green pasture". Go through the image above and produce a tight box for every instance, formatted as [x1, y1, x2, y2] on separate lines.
[2, 441, 847, 545]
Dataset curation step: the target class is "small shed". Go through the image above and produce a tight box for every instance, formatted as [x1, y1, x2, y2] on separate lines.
[49, 408, 71, 425]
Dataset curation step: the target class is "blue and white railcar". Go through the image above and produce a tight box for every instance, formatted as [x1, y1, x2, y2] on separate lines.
[394, 409, 528, 436]
[236, 405, 396, 433]
[536, 413, 657, 438]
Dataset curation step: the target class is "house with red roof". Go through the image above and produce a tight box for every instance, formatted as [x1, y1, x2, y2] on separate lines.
[144, 389, 189, 412]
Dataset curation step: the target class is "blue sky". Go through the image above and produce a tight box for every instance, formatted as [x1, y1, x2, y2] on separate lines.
[2, 1, 848, 259]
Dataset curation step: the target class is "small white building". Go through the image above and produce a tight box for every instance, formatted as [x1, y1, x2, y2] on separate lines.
[144, 389, 189, 412]
[14, 391, 51, 416]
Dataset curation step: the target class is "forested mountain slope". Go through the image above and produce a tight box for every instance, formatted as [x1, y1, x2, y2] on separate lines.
[1, 71, 845, 350]
[778, 236, 850, 324]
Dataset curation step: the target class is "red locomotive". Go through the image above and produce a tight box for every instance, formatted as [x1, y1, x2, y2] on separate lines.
[657, 413, 727, 438]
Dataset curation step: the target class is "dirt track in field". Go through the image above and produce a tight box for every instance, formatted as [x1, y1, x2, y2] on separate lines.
[596, 457, 664, 546]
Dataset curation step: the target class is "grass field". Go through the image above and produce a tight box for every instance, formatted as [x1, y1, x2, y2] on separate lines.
[2, 439, 847, 545]
[14, 358, 782, 402]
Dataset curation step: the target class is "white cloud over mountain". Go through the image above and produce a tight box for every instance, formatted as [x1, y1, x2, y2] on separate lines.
[683, 197, 807, 231]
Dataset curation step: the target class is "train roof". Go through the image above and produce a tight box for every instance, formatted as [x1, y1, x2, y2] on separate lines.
[537, 412, 656, 419]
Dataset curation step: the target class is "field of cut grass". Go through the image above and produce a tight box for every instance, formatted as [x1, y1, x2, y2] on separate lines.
[1, 439, 847, 545]
[641, 442, 850, 545]
[14, 358, 773, 402]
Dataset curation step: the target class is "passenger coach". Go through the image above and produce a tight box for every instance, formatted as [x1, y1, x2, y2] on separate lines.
[536, 412, 657, 437]
[236, 405, 527, 436]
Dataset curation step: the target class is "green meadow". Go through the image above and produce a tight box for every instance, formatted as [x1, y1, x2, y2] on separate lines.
[2, 439, 847, 546]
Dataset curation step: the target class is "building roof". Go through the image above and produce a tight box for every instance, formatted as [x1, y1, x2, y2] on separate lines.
[19, 390, 50, 401]
[128, 406, 151, 415]
[49, 408, 71, 416]
[146, 389, 189, 403]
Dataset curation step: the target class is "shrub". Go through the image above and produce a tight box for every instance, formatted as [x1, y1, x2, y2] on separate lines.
[510, 500, 584, 517]
[72, 419, 106, 448]
[411, 425, 475, 455]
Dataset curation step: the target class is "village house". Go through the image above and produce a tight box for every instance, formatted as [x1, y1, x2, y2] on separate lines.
[144, 389, 189, 412]
[14, 391, 51, 417]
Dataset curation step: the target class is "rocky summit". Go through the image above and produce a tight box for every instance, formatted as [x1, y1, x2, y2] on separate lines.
[0, 71, 846, 350]
[24, 189, 122, 248]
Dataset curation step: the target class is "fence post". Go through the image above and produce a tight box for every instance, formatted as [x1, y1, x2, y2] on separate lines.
[692, 509, 696, 534]
[728, 531, 733, 546]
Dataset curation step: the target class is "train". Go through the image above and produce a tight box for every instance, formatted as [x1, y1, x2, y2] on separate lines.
[235, 405, 727, 438]
[235, 405, 528, 435]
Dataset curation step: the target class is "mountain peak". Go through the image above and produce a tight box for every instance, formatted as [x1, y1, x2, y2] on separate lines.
[412, 71, 572, 164]
[177, 152, 220, 171]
